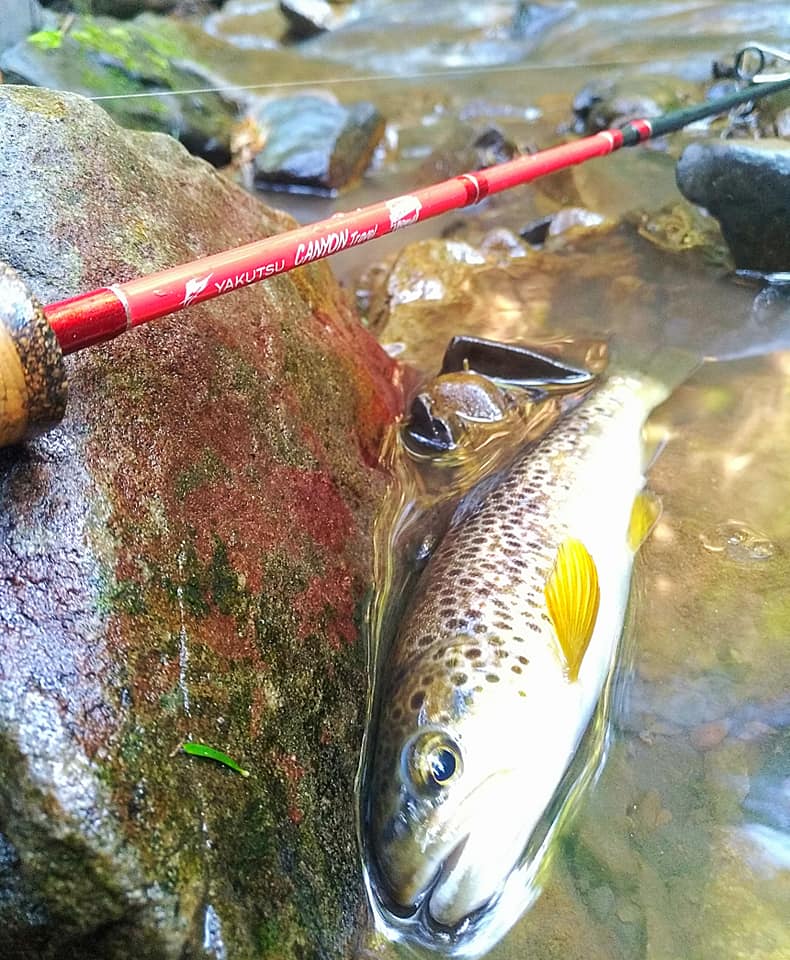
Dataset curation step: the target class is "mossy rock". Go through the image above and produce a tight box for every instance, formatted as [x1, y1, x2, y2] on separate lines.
[0, 84, 402, 959]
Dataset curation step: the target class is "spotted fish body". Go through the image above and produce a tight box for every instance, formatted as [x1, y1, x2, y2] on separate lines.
[363, 368, 672, 949]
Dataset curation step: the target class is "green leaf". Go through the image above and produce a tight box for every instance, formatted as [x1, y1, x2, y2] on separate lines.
[180, 741, 250, 777]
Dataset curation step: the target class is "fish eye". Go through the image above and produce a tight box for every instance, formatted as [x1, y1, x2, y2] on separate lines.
[430, 746, 458, 784]
[404, 731, 463, 792]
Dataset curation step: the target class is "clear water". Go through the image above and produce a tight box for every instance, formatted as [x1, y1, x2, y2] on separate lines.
[236, 1, 790, 956]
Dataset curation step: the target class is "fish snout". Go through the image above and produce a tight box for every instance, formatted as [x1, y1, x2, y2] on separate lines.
[370, 769, 528, 930]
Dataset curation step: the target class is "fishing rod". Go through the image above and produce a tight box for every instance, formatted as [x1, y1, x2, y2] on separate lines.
[1, 42, 789, 449]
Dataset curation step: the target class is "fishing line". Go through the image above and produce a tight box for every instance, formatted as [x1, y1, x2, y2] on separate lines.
[1, 45, 788, 447]
[85, 55, 703, 103]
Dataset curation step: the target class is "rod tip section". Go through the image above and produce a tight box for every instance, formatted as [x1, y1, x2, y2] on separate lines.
[0, 263, 67, 447]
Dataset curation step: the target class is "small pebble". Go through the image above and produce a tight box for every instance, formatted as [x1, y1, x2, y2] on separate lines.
[691, 719, 729, 751]
[700, 519, 775, 563]
[616, 900, 642, 925]
[736, 720, 775, 742]
[588, 884, 615, 921]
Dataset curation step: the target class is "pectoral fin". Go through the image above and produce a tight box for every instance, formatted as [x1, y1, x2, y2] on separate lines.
[628, 489, 662, 551]
[545, 538, 600, 682]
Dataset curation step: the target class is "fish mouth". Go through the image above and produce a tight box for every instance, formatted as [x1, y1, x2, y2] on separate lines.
[372, 832, 478, 924]
[370, 770, 524, 930]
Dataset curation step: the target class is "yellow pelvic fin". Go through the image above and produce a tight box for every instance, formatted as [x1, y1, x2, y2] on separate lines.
[628, 489, 662, 552]
[545, 538, 600, 682]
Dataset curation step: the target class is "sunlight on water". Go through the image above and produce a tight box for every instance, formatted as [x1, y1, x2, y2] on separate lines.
[350, 136, 790, 960]
[253, 1, 790, 956]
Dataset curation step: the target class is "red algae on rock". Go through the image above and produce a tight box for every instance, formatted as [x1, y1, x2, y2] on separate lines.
[0, 85, 402, 960]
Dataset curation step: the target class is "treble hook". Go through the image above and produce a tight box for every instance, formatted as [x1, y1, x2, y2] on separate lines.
[734, 41, 790, 83]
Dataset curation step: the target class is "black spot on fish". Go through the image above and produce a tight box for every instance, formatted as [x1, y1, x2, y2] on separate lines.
[486, 673, 500, 683]
[464, 647, 482, 660]
[518, 655, 529, 665]
[410, 691, 425, 711]
[511, 664, 522, 675]
[452, 672, 468, 687]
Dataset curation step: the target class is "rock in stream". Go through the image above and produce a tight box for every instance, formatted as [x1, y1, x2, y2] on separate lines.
[676, 140, 790, 273]
[0, 84, 402, 960]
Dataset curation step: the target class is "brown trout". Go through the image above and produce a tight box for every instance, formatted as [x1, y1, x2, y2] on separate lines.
[360, 354, 684, 954]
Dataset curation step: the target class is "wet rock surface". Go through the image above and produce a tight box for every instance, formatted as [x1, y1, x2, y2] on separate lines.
[0, 15, 241, 164]
[0, 84, 401, 959]
[0, 0, 43, 55]
[676, 139, 790, 272]
[252, 93, 384, 193]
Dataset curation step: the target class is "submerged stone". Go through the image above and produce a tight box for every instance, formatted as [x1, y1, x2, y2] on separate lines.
[571, 76, 700, 136]
[676, 140, 790, 272]
[0, 14, 240, 165]
[0, 84, 401, 959]
[252, 93, 384, 194]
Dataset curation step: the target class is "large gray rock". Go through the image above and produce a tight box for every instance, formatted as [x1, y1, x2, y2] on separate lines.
[0, 0, 42, 55]
[0, 14, 240, 165]
[676, 140, 790, 273]
[252, 93, 384, 194]
[0, 84, 401, 959]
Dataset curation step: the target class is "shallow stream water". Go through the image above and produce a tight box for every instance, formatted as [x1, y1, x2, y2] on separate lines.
[354, 247, 790, 960]
[246, 3, 790, 958]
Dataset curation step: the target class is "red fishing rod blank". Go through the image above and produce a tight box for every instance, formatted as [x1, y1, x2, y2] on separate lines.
[1, 68, 789, 447]
[44, 127, 640, 356]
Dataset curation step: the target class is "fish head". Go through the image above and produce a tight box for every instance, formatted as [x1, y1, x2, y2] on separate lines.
[363, 647, 547, 933]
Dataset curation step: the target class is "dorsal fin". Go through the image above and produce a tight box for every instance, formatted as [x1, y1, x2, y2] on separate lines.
[545, 538, 600, 682]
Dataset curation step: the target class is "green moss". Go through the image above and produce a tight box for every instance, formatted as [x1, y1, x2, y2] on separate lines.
[210, 345, 320, 471]
[109, 579, 147, 616]
[256, 915, 282, 955]
[158, 686, 183, 715]
[118, 725, 146, 766]
[210, 536, 249, 620]
[159, 540, 211, 619]
[27, 30, 63, 51]
[95, 571, 147, 617]
[4, 85, 68, 118]
[174, 448, 229, 502]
